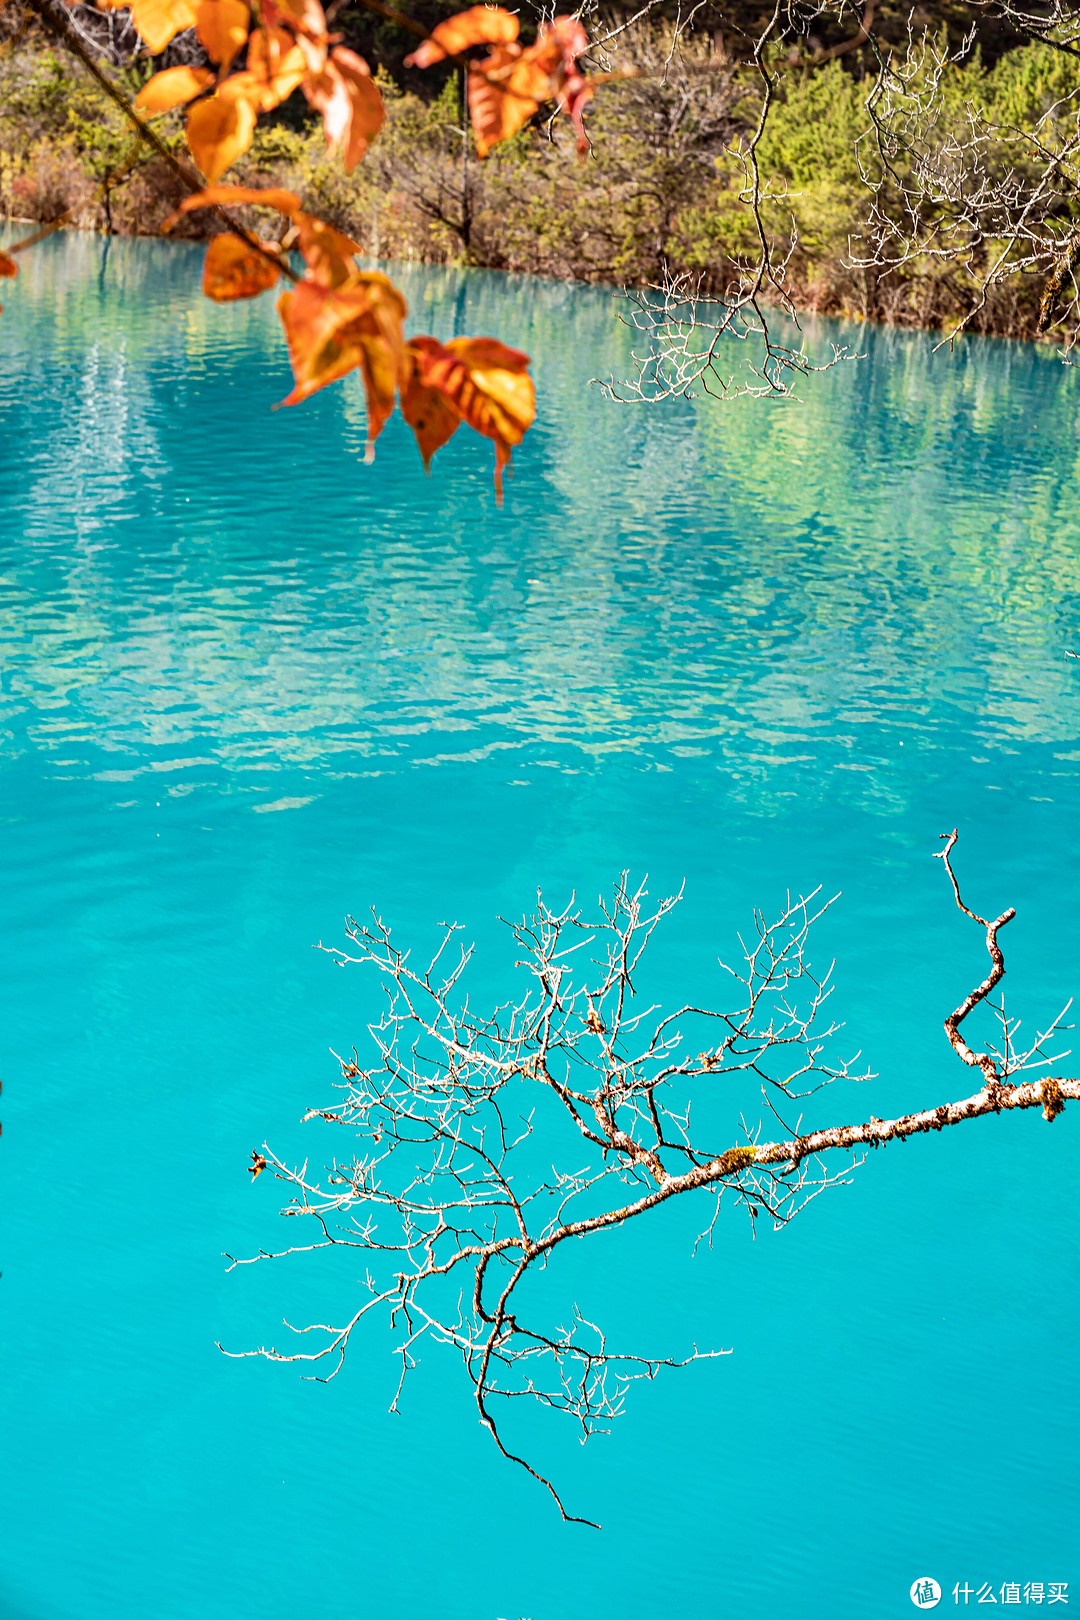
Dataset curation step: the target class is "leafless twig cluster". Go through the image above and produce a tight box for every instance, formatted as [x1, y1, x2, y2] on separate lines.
[599, 267, 861, 400]
[228, 837, 1077, 1523]
[596, 0, 869, 399]
[594, 0, 1080, 392]
[853, 15, 1080, 349]
[47, 2, 208, 68]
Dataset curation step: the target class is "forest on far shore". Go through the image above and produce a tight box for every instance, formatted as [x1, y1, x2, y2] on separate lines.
[2, 0, 1075, 339]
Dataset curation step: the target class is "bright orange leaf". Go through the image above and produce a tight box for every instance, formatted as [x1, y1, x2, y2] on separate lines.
[134, 64, 215, 115]
[257, 0, 328, 75]
[129, 0, 199, 53]
[400, 337, 464, 467]
[544, 16, 592, 151]
[162, 188, 359, 288]
[467, 42, 551, 157]
[163, 185, 302, 230]
[464, 16, 591, 157]
[0, 248, 14, 312]
[301, 47, 383, 171]
[276, 272, 407, 455]
[293, 213, 364, 288]
[202, 233, 281, 300]
[196, 0, 251, 70]
[401, 334, 534, 501]
[404, 5, 518, 68]
[186, 91, 258, 182]
[245, 26, 309, 109]
[262, 0, 327, 53]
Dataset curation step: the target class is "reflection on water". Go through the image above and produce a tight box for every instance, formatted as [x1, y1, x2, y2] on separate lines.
[2, 231, 1078, 812]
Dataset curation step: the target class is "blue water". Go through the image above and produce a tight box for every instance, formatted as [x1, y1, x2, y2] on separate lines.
[1, 229, 1078, 1620]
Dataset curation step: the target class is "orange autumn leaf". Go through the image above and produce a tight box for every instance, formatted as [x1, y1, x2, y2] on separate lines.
[276, 273, 406, 454]
[129, 0, 199, 52]
[301, 47, 383, 171]
[202, 233, 281, 300]
[166, 184, 302, 223]
[245, 26, 308, 109]
[543, 15, 592, 151]
[559, 72, 594, 154]
[186, 91, 257, 181]
[293, 212, 363, 288]
[540, 16, 589, 72]
[404, 4, 518, 68]
[134, 64, 215, 115]
[400, 337, 464, 468]
[261, 0, 327, 71]
[0, 249, 14, 314]
[401, 334, 534, 501]
[467, 16, 591, 157]
[196, 0, 250, 69]
[255, 0, 327, 78]
[162, 186, 362, 291]
[467, 42, 550, 157]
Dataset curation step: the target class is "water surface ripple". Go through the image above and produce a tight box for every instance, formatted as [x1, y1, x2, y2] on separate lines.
[0, 230, 1078, 1620]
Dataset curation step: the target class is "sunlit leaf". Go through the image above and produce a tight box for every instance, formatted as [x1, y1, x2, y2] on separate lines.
[293, 212, 364, 288]
[195, 0, 250, 70]
[544, 16, 592, 152]
[401, 334, 534, 500]
[163, 184, 302, 229]
[276, 272, 407, 455]
[302, 48, 383, 172]
[202, 233, 281, 300]
[404, 5, 518, 69]
[186, 90, 257, 182]
[245, 26, 308, 109]
[543, 15, 589, 70]
[466, 16, 591, 157]
[129, 0, 199, 53]
[559, 71, 594, 154]
[400, 337, 464, 469]
[260, 0, 328, 72]
[261, 0, 327, 42]
[467, 43, 550, 158]
[0, 249, 14, 314]
[133, 64, 215, 115]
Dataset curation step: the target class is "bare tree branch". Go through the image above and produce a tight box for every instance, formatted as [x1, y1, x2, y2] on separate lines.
[226, 836, 1075, 1523]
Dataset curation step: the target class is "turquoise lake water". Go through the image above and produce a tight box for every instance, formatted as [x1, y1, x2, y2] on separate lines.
[1, 229, 1078, 1620]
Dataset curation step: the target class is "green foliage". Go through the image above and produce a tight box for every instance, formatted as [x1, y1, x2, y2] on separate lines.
[671, 40, 1080, 328]
[978, 39, 1080, 129]
[2, 22, 1077, 340]
[0, 46, 132, 173]
[0, 36, 181, 226]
